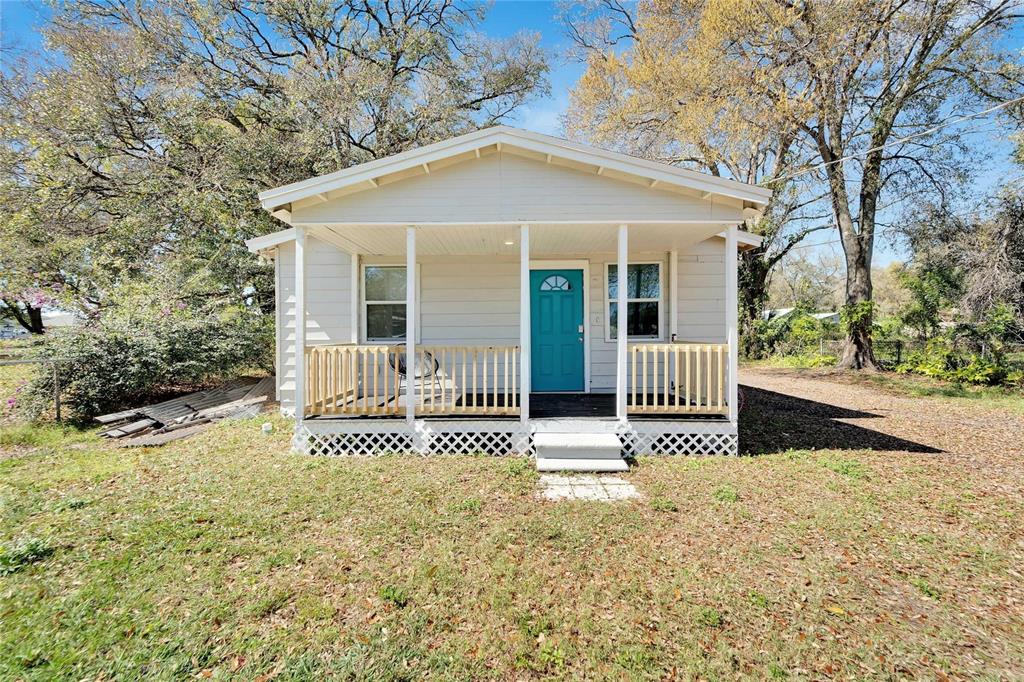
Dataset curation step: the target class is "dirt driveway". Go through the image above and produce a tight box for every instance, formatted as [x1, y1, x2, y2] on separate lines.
[739, 367, 1024, 463]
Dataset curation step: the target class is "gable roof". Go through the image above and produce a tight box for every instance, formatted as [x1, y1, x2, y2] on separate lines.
[258, 126, 772, 213]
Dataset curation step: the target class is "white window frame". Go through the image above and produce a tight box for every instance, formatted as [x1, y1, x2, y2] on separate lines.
[604, 261, 664, 342]
[361, 264, 414, 343]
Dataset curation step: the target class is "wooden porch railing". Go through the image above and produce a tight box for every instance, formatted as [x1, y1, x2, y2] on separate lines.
[628, 343, 729, 415]
[304, 344, 520, 417]
[305, 345, 400, 417]
[417, 345, 519, 416]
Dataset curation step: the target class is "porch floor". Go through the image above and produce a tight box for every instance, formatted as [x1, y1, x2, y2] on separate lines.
[528, 393, 727, 420]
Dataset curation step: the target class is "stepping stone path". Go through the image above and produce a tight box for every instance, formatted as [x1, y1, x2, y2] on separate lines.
[538, 474, 640, 501]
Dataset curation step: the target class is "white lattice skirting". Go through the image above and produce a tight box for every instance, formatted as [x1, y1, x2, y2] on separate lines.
[297, 419, 737, 457]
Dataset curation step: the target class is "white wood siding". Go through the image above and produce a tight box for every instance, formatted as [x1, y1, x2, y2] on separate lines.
[675, 239, 727, 344]
[277, 238, 354, 411]
[292, 153, 745, 225]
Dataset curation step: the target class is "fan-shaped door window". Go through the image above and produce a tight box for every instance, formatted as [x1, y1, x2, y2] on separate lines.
[539, 274, 572, 291]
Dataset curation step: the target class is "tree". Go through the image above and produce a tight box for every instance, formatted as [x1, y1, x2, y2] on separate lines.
[565, 0, 1024, 368]
[694, 0, 1023, 368]
[901, 185, 1024, 334]
[0, 0, 549, 325]
[561, 0, 832, 358]
[0, 1, 549, 411]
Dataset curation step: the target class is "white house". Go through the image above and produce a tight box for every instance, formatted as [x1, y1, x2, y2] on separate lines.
[246, 127, 770, 470]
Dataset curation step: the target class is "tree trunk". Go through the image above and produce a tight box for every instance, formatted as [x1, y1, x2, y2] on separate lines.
[817, 135, 879, 371]
[838, 245, 878, 370]
[26, 306, 44, 334]
[3, 300, 46, 334]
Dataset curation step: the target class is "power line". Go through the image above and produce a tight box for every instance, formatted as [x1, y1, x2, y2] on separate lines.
[766, 95, 1024, 184]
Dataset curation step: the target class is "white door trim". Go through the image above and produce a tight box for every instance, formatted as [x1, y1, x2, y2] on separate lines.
[528, 259, 591, 393]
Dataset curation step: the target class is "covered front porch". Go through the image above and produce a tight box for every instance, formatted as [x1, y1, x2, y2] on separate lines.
[279, 220, 740, 427]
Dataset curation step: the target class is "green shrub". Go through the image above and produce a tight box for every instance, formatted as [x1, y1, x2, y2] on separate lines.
[897, 339, 1009, 385]
[19, 307, 272, 422]
[788, 315, 824, 347]
[770, 353, 838, 368]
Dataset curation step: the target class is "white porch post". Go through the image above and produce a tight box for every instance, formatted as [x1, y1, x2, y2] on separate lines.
[616, 224, 629, 420]
[406, 226, 417, 424]
[669, 249, 679, 341]
[519, 224, 530, 423]
[726, 225, 739, 425]
[294, 226, 307, 429]
[350, 252, 359, 343]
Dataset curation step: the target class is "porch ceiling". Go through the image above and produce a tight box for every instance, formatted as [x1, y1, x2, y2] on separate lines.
[308, 222, 733, 256]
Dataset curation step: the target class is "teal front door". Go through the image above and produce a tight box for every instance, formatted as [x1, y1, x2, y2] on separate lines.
[531, 269, 585, 392]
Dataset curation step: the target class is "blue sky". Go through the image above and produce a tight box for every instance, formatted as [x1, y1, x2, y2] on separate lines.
[3, 0, 1022, 267]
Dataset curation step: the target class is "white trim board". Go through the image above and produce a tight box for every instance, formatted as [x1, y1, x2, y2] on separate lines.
[246, 224, 766, 255]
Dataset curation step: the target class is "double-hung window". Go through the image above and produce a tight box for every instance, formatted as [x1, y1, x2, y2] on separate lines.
[607, 262, 662, 340]
[363, 266, 406, 341]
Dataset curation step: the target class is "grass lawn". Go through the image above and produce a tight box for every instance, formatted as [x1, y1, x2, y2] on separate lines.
[2, 409, 1023, 679]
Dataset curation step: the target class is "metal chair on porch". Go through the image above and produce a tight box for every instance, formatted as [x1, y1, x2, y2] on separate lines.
[386, 347, 445, 408]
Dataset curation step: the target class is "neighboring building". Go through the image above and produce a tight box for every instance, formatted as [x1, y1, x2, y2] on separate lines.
[763, 308, 839, 325]
[247, 127, 771, 469]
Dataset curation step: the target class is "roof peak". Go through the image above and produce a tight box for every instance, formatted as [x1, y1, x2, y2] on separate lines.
[258, 126, 771, 211]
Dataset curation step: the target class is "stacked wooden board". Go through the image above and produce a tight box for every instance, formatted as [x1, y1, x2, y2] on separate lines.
[96, 376, 275, 446]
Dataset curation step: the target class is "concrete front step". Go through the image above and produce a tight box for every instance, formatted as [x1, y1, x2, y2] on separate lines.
[534, 432, 623, 460]
[535, 457, 629, 473]
[531, 419, 619, 434]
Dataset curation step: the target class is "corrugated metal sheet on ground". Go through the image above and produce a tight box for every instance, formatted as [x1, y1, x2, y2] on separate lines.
[137, 378, 258, 424]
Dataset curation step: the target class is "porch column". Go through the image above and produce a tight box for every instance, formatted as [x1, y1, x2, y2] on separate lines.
[350, 252, 359, 343]
[616, 224, 629, 420]
[406, 226, 416, 424]
[519, 224, 530, 423]
[669, 249, 679, 341]
[726, 225, 739, 425]
[294, 225, 307, 426]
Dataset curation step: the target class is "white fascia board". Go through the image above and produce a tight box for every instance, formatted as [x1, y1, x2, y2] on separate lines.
[245, 227, 296, 254]
[257, 126, 773, 211]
